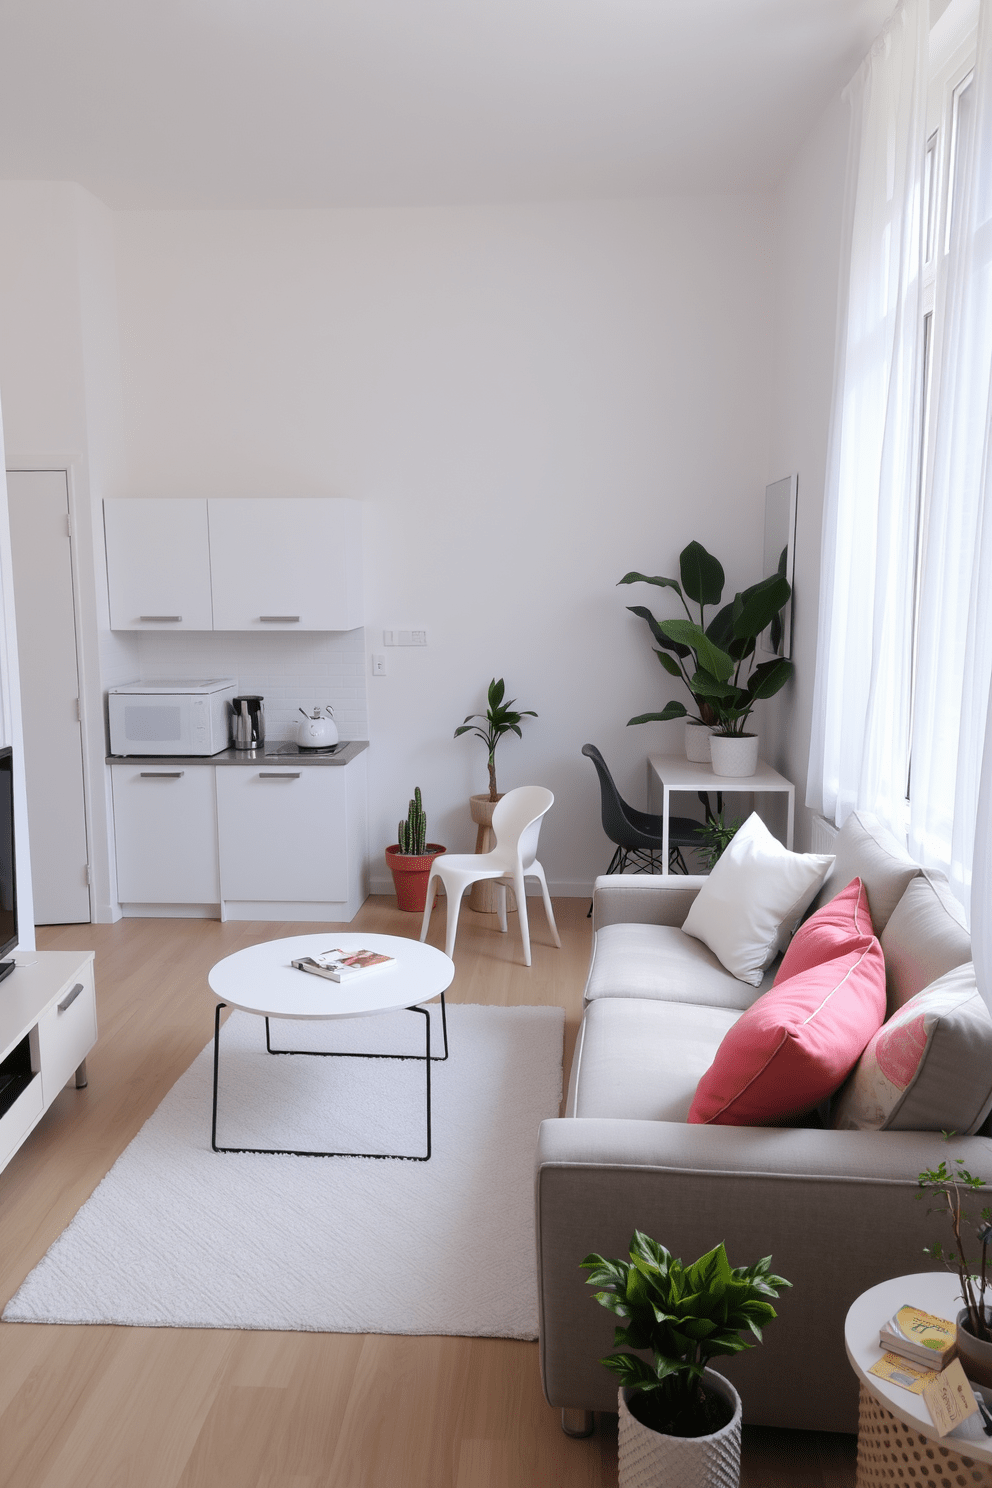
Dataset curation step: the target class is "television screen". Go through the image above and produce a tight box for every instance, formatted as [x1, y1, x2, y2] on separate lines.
[0, 748, 18, 962]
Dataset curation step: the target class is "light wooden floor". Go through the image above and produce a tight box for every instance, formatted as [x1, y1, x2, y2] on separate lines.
[0, 897, 857, 1487]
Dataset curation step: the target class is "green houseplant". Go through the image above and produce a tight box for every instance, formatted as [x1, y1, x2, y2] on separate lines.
[619, 541, 794, 765]
[582, 1231, 789, 1485]
[918, 1155, 992, 1384]
[454, 678, 537, 803]
[385, 787, 445, 913]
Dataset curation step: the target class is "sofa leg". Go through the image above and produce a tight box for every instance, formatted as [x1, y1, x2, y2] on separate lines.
[561, 1409, 594, 1438]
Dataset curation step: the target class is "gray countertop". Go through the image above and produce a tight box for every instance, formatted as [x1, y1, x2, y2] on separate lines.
[107, 740, 368, 767]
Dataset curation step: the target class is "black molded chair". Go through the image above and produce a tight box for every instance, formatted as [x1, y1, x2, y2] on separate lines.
[582, 743, 706, 877]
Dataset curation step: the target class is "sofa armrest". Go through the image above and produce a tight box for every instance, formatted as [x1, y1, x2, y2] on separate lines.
[535, 1117, 992, 1432]
[591, 874, 706, 931]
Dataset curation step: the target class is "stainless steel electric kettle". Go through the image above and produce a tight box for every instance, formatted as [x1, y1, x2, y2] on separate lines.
[232, 695, 265, 750]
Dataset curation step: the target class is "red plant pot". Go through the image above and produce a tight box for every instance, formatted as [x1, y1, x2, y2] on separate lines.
[385, 844, 446, 913]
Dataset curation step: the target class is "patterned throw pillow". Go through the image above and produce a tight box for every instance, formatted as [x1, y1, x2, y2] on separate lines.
[832, 963, 992, 1134]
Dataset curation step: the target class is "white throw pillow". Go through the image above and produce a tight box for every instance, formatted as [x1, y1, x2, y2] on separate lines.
[682, 813, 835, 986]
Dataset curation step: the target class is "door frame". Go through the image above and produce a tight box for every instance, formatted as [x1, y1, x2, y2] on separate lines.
[5, 454, 118, 923]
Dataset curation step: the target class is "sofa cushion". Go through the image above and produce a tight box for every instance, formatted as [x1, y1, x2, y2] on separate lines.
[681, 813, 834, 987]
[807, 809, 920, 934]
[687, 937, 886, 1126]
[584, 922, 774, 1011]
[832, 963, 992, 1134]
[879, 874, 972, 1016]
[775, 878, 875, 983]
[567, 997, 743, 1122]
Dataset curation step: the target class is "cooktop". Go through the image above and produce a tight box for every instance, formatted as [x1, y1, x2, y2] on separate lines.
[264, 741, 349, 757]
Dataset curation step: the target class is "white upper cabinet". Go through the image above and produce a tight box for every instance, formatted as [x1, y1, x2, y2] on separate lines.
[104, 497, 363, 632]
[104, 498, 213, 630]
[208, 498, 363, 632]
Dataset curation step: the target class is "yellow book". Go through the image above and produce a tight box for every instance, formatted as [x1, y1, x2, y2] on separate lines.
[879, 1304, 957, 1368]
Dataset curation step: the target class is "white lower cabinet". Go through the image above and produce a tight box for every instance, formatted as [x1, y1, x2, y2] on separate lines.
[0, 952, 97, 1175]
[112, 764, 221, 908]
[112, 756, 368, 922]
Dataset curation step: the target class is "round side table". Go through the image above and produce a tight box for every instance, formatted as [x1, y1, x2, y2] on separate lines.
[845, 1272, 992, 1486]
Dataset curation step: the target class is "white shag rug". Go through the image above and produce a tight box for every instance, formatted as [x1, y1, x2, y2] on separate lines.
[4, 1002, 563, 1338]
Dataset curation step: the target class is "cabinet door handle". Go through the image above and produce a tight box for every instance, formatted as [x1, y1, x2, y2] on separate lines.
[259, 616, 300, 623]
[58, 982, 85, 1013]
[140, 771, 185, 778]
[139, 615, 182, 622]
[259, 772, 301, 779]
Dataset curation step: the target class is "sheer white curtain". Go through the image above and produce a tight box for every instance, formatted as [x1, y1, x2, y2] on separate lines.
[910, 0, 992, 912]
[806, 0, 928, 830]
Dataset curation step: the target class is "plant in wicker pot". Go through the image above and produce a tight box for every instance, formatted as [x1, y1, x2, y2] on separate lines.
[582, 1231, 790, 1488]
[385, 788, 445, 913]
[454, 678, 537, 914]
[918, 1156, 992, 1387]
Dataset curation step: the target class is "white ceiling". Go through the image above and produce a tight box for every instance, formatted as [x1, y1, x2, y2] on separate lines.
[0, 0, 898, 209]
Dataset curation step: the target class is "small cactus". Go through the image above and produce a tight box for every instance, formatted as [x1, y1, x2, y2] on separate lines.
[397, 787, 427, 855]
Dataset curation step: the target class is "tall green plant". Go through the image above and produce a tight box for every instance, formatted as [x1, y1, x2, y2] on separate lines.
[397, 787, 427, 855]
[619, 540, 794, 736]
[582, 1231, 789, 1438]
[454, 678, 537, 802]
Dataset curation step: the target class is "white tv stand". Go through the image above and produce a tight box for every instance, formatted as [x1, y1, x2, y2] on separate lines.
[0, 951, 97, 1174]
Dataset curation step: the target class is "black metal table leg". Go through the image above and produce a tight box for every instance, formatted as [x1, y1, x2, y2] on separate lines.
[211, 999, 435, 1161]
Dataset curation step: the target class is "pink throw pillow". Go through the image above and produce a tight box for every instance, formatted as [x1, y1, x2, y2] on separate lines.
[775, 877, 876, 983]
[687, 936, 887, 1127]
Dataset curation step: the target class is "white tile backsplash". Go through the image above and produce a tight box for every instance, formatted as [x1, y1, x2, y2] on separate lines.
[135, 628, 369, 741]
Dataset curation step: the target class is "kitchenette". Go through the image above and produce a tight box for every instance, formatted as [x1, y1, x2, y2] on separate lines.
[103, 498, 370, 923]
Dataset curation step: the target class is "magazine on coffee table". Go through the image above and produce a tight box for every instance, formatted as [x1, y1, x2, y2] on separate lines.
[291, 948, 395, 983]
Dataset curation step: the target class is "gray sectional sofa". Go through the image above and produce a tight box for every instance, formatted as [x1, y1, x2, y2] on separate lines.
[535, 811, 992, 1435]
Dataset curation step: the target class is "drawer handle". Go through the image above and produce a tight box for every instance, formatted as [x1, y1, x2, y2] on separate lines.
[259, 616, 300, 623]
[58, 982, 85, 1013]
[139, 615, 182, 622]
[140, 771, 185, 778]
[259, 772, 301, 779]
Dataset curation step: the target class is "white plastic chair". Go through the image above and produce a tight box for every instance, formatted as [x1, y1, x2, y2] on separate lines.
[420, 786, 561, 966]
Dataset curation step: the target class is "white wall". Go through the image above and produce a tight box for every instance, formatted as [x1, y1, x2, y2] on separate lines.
[765, 96, 850, 850]
[112, 197, 778, 891]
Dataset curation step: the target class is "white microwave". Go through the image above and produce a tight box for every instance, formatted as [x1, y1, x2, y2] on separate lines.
[108, 679, 237, 756]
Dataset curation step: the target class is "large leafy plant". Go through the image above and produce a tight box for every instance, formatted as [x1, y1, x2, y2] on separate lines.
[582, 1231, 790, 1438]
[619, 541, 794, 737]
[454, 678, 537, 802]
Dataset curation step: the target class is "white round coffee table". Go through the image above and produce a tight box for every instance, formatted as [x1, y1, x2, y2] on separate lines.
[208, 933, 455, 1161]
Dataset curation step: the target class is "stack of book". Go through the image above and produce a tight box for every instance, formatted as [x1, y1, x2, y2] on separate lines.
[291, 949, 395, 983]
[879, 1305, 957, 1371]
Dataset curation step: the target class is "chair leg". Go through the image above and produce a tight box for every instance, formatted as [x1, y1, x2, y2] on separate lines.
[496, 882, 508, 933]
[513, 870, 531, 966]
[444, 884, 467, 962]
[532, 861, 560, 948]
[419, 869, 439, 943]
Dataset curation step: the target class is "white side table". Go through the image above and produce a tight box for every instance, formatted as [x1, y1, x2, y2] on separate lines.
[845, 1272, 992, 1484]
[646, 754, 795, 875]
[208, 933, 455, 1162]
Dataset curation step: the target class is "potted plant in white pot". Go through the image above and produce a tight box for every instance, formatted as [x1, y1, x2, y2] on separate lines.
[620, 542, 793, 774]
[454, 678, 537, 913]
[384, 788, 445, 913]
[582, 1230, 790, 1488]
[918, 1156, 992, 1387]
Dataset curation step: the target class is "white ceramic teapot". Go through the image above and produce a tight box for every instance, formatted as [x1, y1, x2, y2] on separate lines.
[296, 705, 339, 749]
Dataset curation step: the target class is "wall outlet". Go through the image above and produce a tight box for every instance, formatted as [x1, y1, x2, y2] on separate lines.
[372, 653, 387, 676]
